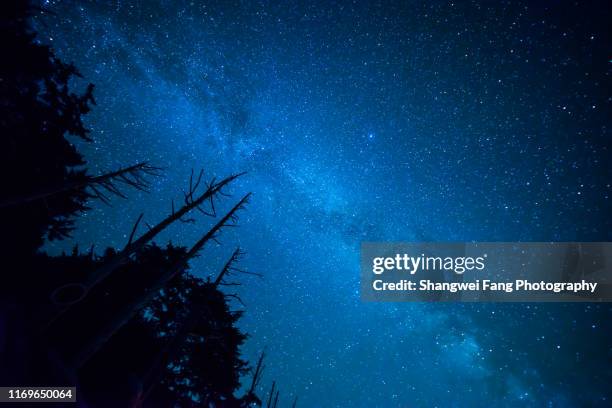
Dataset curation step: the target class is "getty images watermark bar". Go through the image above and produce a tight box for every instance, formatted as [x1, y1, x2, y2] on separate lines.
[360, 242, 612, 302]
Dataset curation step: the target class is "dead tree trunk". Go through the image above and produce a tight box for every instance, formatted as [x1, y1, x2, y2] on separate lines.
[45, 172, 244, 327]
[248, 351, 266, 397]
[272, 390, 280, 408]
[72, 194, 251, 368]
[266, 381, 276, 408]
[214, 247, 243, 286]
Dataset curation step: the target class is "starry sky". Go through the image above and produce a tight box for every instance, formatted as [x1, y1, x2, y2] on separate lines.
[35, 1, 611, 406]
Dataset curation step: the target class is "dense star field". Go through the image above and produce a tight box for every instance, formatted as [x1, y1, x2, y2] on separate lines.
[35, 1, 610, 406]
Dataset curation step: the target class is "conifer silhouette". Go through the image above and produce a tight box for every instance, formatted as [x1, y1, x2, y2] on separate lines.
[0, 3, 273, 406]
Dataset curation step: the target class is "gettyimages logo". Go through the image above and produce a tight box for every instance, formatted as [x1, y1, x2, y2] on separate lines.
[372, 253, 487, 275]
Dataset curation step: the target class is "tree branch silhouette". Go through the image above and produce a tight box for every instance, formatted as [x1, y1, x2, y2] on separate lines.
[0, 162, 162, 208]
[72, 193, 251, 367]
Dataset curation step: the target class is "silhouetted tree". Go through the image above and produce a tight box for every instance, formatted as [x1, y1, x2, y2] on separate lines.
[1, 1, 93, 257]
[149, 274, 250, 405]
[0, 2, 161, 258]
[1, 3, 268, 407]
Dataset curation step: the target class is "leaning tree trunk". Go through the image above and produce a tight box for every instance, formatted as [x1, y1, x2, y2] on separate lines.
[71, 194, 251, 368]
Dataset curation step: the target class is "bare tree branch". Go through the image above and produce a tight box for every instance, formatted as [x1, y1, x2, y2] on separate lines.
[126, 213, 144, 247]
[225, 293, 246, 308]
[0, 162, 162, 208]
[214, 247, 262, 288]
[71, 193, 251, 368]
[272, 390, 279, 408]
[248, 350, 266, 395]
[47, 173, 245, 308]
[214, 247, 243, 286]
[266, 381, 276, 408]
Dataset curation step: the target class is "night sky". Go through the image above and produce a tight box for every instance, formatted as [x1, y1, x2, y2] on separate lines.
[35, 1, 611, 406]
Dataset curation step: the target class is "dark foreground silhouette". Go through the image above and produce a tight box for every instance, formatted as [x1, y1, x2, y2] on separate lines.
[0, 3, 283, 406]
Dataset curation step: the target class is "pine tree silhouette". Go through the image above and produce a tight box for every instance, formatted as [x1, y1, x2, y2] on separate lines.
[1, 1, 93, 257]
[0, 3, 275, 406]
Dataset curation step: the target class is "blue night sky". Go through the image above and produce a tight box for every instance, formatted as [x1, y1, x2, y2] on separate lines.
[36, 1, 610, 406]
